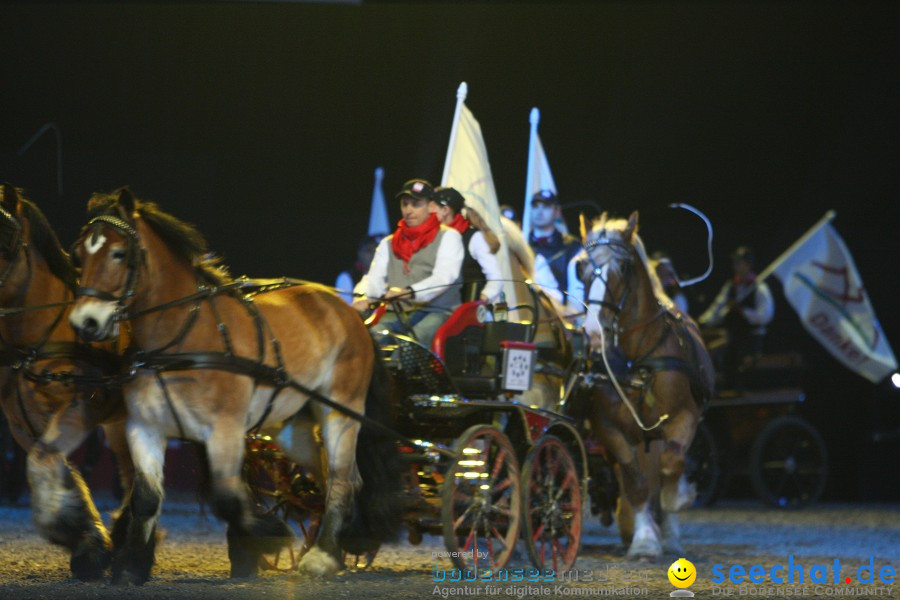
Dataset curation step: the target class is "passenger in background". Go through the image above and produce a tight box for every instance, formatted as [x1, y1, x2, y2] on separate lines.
[527, 190, 581, 294]
[499, 204, 521, 229]
[430, 186, 503, 303]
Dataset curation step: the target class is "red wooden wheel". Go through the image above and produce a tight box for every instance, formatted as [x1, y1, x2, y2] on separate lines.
[521, 436, 582, 572]
[441, 425, 522, 571]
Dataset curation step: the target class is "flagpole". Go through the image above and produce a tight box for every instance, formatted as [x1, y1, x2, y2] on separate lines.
[522, 107, 540, 235]
[441, 82, 468, 186]
[755, 209, 837, 284]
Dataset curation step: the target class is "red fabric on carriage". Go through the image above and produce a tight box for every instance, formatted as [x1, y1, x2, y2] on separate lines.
[391, 213, 441, 273]
[447, 213, 470, 235]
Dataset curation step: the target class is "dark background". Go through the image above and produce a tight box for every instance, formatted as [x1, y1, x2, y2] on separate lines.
[2, 1, 898, 501]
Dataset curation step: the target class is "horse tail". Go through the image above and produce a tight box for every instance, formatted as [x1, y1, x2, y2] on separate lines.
[338, 337, 402, 555]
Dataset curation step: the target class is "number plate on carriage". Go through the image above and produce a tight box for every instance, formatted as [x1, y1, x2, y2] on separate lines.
[500, 341, 537, 392]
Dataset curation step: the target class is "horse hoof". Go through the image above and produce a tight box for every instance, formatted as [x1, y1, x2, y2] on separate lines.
[70, 547, 110, 581]
[111, 568, 150, 586]
[626, 539, 662, 561]
[298, 547, 339, 578]
[662, 540, 685, 555]
[228, 555, 260, 579]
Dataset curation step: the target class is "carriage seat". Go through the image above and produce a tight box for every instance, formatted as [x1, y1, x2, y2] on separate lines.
[432, 302, 534, 395]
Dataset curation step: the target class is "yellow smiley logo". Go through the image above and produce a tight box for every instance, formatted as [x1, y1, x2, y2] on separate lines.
[668, 557, 697, 588]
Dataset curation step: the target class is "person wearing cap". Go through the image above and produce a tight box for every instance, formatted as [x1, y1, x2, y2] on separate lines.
[429, 186, 503, 304]
[699, 246, 775, 387]
[352, 179, 464, 349]
[528, 189, 581, 294]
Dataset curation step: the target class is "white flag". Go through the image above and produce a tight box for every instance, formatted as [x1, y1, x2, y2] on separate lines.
[441, 83, 518, 307]
[772, 220, 897, 383]
[522, 108, 566, 236]
[367, 166, 390, 237]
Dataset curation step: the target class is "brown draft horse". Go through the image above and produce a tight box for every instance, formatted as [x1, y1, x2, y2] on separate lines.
[0, 184, 133, 579]
[579, 212, 714, 560]
[69, 188, 398, 584]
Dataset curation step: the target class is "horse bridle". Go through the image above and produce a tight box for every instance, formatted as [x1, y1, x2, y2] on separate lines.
[74, 214, 144, 312]
[0, 206, 27, 288]
[581, 235, 635, 343]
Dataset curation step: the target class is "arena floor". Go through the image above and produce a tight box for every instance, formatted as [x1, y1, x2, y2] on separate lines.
[0, 497, 897, 599]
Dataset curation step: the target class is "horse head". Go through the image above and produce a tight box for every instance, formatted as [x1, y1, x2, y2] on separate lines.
[580, 211, 674, 352]
[69, 187, 143, 341]
[580, 211, 640, 347]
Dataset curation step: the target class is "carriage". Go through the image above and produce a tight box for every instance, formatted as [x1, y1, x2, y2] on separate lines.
[687, 349, 828, 509]
[244, 297, 592, 573]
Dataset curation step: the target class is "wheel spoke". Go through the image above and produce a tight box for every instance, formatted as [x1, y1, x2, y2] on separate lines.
[493, 475, 514, 493]
[531, 522, 546, 542]
[453, 503, 477, 530]
[490, 447, 507, 479]
[462, 528, 476, 553]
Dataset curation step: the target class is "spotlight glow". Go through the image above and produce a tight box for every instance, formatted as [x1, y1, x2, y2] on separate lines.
[891, 372, 900, 389]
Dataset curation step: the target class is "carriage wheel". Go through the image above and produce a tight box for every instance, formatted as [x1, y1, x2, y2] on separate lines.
[441, 425, 522, 571]
[243, 439, 323, 571]
[686, 421, 722, 507]
[521, 436, 582, 572]
[749, 416, 828, 509]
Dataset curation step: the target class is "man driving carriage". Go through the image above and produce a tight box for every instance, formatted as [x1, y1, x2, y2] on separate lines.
[352, 178, 464, 348]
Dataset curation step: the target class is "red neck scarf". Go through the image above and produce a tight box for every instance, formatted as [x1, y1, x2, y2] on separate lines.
[392, 214, 441, 271]
[448, 213, 470, 235]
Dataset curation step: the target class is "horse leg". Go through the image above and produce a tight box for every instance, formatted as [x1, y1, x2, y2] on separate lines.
[26, 403, 112, 580]
[297, 410, 362, 577]
[111, 421, 165, 586]
[658, 408, 699, 555]
[208, 420, 292, 579]
[102, 419, 135, 558]
[612, 464, 634, 545]
[588, 405, 661, 560]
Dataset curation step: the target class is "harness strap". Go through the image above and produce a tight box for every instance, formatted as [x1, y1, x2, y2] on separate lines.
[619, 306, 666, 338]
[152, 303, 202, 354]
[249, 386, 286, 434]
[135, 351, 431, 451]
[154, 369, 187, 442]
[206, 294, 235, 356]
[633, 355, 694, 376]
[15, 375, 39, 441]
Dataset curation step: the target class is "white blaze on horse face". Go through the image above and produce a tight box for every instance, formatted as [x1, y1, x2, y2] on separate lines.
[84, 232, 107, 255]
[583, 264, 609, 345]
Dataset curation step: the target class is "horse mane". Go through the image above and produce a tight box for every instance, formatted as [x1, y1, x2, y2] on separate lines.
[501, 216, 535, 278]
[18, 196, 79, 290]
[87, 192, 232, 286]
[588, 216, 674, 311]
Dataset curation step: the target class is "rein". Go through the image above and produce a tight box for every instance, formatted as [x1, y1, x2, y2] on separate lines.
[101, 267, 431, 451]
[581, 234, 676, 431]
